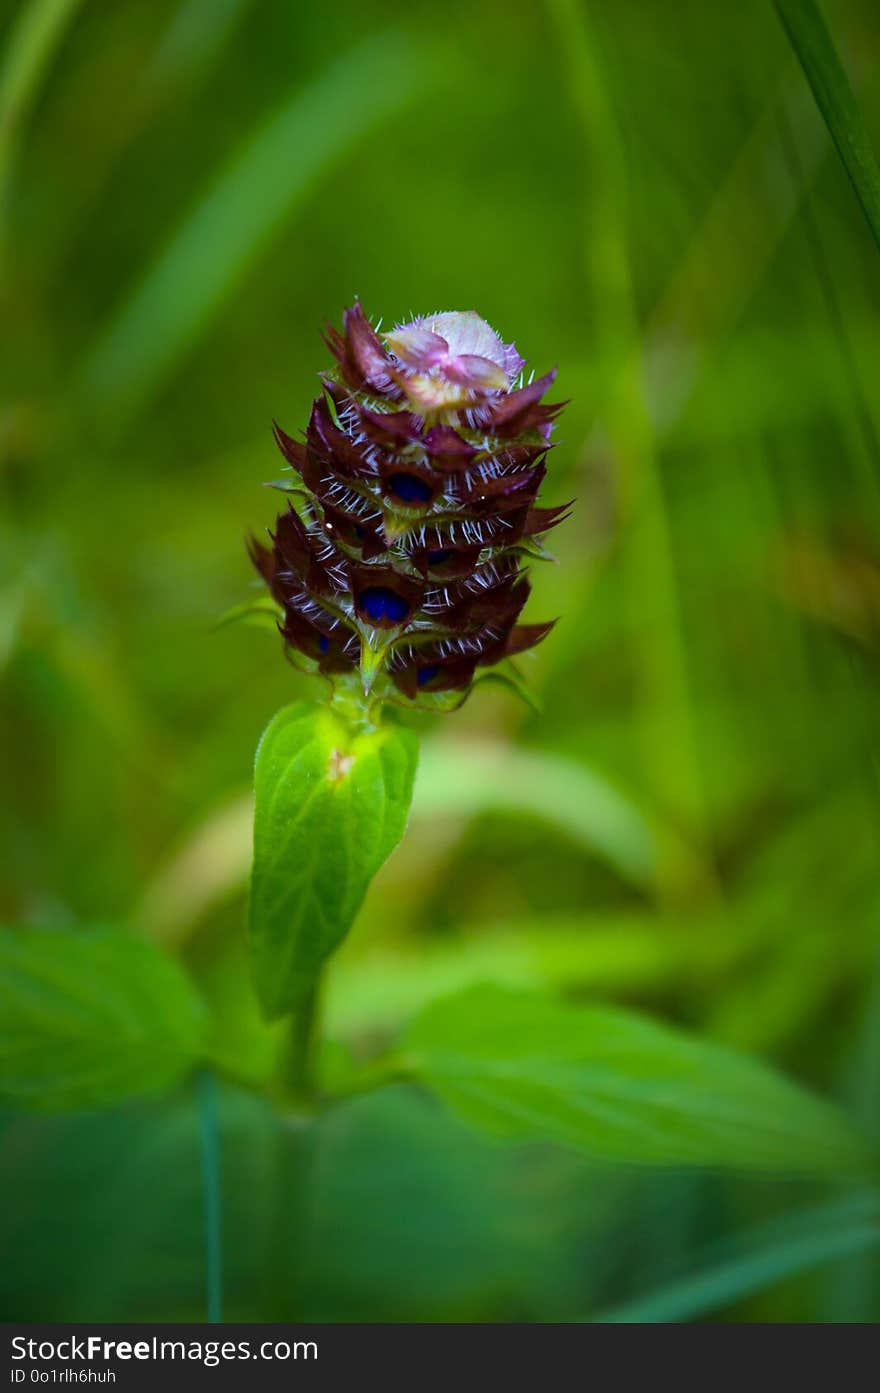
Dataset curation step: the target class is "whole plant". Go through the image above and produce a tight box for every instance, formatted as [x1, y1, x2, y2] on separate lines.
[1, 308, 872, 1331]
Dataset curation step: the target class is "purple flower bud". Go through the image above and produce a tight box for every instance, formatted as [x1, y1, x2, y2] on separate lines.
[249, 304, 570, 708]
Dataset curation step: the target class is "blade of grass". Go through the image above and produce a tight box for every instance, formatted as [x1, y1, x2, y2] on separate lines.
[196, 1069, 223, 1324]
[146, 0, 253, 95]
[588, 1194, 880, 1323]
[0, 0, 83, 230]
[775, 0, 880, 254]
[38, 0, 255, 293]
[826, 917, 880, 1320]
[775, 100, 880, 497]
[77, 30, 436, 433]
[643, 73, 829, 437]
[545, 0, 708, 865]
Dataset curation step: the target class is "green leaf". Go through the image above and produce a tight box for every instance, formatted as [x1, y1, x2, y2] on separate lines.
[776, 0, 880, 253]
[214, 596, 282, 632]
[323, 911, 744, 1037]
[587, 1194, 880, 1322]
[0, 928, 208, 1111]
[472, 663, 543, 714]
[400, 985, 871, 1174]
[248, 701, 418, 1020]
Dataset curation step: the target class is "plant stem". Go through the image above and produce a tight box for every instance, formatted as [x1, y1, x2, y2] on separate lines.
[196, 1069, 223, 1324]
[283, 983, 321, 1103]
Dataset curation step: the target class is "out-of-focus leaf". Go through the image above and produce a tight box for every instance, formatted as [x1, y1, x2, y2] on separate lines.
[135, 795, 254, 946]
[324, 913, 743, 1036]
[0, 573, 27, 671]
[0, 928, 207, 1110]
[588, 1193, 880, 1322]
[145, 0, 253, 96]
[776, 0, 880, 254]
[0, 1082, 599, 1322]
[400, 985, 871, 1174]
[199, 940, 282, 1087]
[415, 738, 700, 890]
[547, 0, 706, 836]
[249, 701, 418, 1020]
[297, 1086, 556, 1320]
[77, 30, 437, 429]
[0, 0, 84, 222]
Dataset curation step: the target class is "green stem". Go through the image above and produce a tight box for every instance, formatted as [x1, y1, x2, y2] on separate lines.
[196, 1068, 223, 1324]
[283, 982, 321, 1103]
[329, 667, 383, 731]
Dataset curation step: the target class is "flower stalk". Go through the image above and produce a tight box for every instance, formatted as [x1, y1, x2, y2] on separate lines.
[245, 306, 569, 1066]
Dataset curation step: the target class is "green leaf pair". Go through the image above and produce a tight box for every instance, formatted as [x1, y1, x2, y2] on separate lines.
[0, 699, 874, 1180]
[0, 927, 874, 1180]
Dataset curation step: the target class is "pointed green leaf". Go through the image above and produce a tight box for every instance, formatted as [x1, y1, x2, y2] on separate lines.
[0, 928, 208, 1111]
[248, 701, 418, 1020]
[472, 664, 544, 714]
[214, 596, 283, 632]
[776, 0, 880, 252]
[401, 986, 871, 1174]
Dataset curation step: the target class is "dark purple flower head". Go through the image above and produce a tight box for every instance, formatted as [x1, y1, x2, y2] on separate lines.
[249, 304, 569, 710]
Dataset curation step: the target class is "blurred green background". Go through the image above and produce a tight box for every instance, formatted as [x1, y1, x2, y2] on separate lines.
[2, 0, 880, 1322]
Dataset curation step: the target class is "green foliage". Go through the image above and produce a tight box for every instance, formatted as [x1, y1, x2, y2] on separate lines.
[400, 985, 871, 1174]
[249, 701, 418, 1019]
[0, 928, 207, 1110]
[776, 0, 880, 253]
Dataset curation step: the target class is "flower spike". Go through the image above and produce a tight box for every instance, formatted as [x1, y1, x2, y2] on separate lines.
[249, 304, 568, 709]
